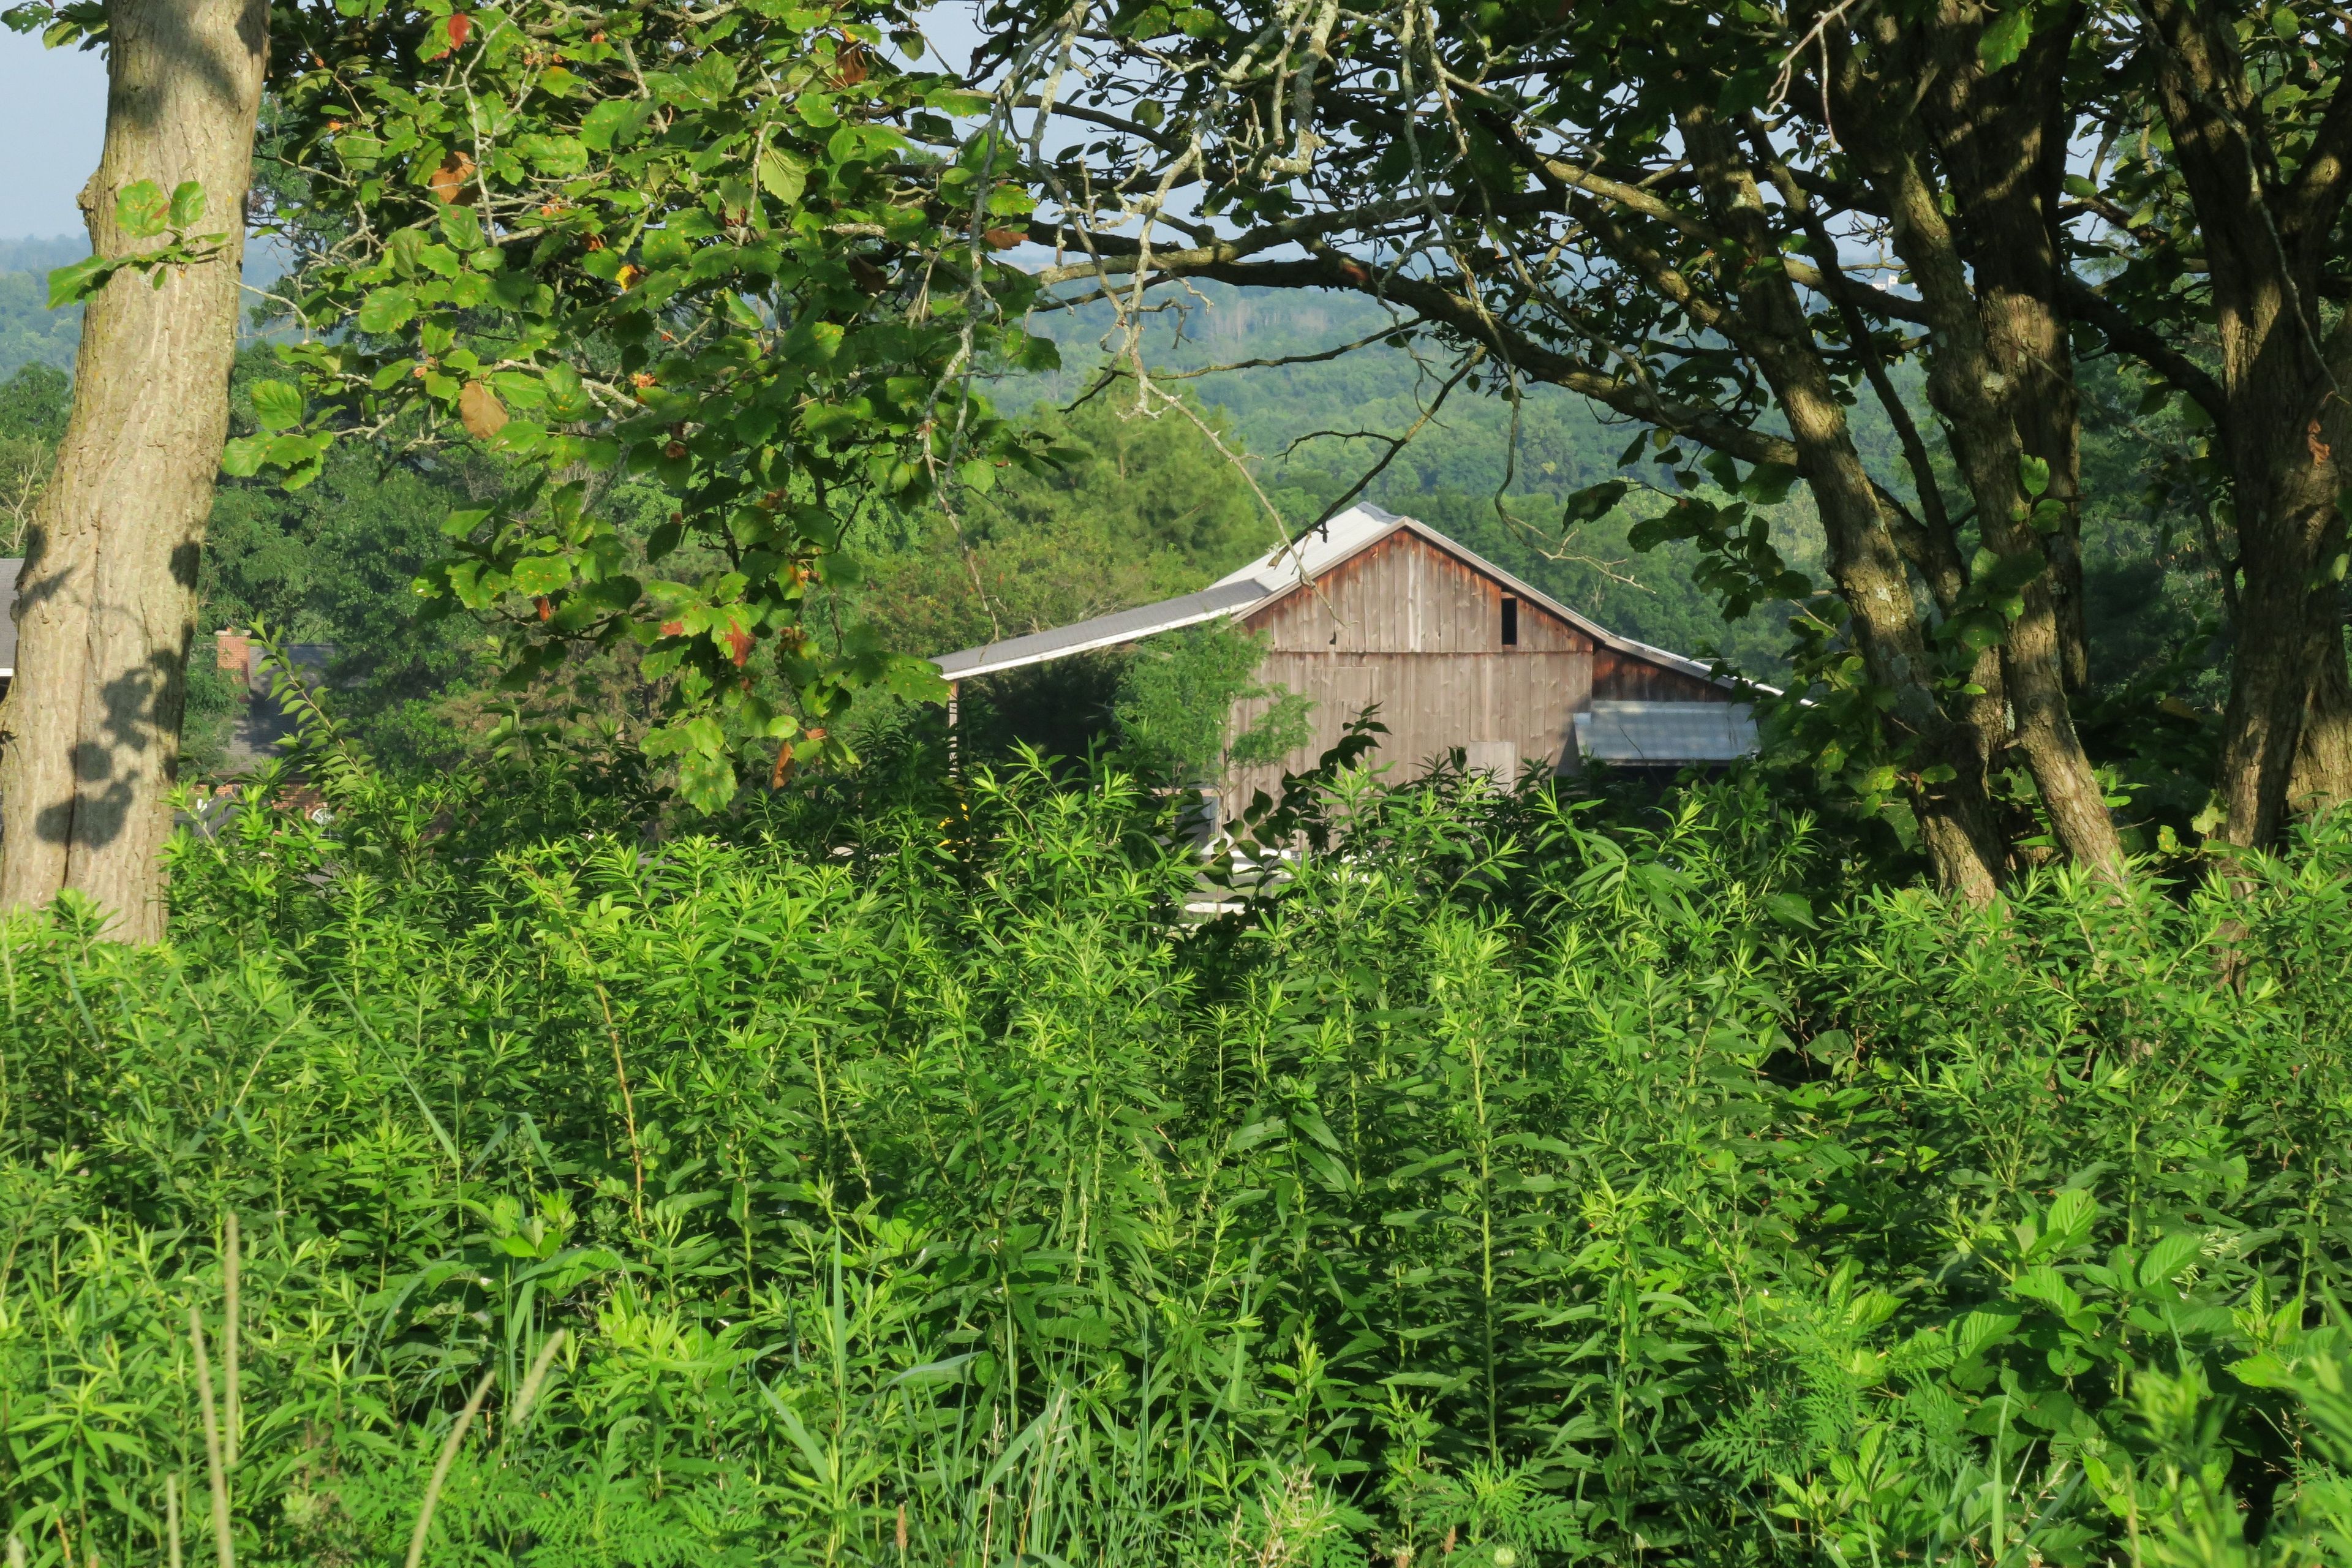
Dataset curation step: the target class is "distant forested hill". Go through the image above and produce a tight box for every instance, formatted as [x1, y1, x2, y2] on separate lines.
[0, 236, 296, 382]
[0, 238, 86, 379]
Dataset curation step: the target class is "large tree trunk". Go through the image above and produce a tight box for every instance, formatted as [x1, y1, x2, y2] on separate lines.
[2132, 0, 2352, 851]
[0, 0, 269, 941]
[1679, 109, 2007, 902]
[2290, 609, 2352, 818]
[2212, 390, 2351, 846]
[1838, 27, 2126, 876]
[1912, 2, 2093, 692]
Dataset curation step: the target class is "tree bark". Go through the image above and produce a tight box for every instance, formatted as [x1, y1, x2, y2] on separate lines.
[1910, 2, 2093, 690]
[1679, 110, 2007, 902]
[0, 0, 269, 941]
[2213, 385, 2352, 845]
[2135, 0, 2352, 850]
[2291, 608, 2352, 818]
[1836, 30, 2126, 876]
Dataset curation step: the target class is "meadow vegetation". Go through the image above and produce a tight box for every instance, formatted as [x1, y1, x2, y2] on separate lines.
[4, 721, 2352, 1567]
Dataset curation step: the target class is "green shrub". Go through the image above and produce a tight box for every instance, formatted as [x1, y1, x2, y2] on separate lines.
[4, 753, 2352, 1566]
[1114, 622, 1312, 783]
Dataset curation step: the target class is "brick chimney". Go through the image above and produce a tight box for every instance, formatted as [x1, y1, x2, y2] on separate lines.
[214, 627, 251, 678]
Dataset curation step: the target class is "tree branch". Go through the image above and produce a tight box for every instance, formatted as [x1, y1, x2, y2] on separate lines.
[1036, 250, 1805, 471]
[2059, 272, 2227, 418]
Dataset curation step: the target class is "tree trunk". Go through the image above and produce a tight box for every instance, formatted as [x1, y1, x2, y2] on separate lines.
[0, 0, 269, 941]
[1838, 33, 2125, 875]
[2290, 608, 2352, 819]
[2212, 391, 2351, 846]
[2129, 0, 2352, 851]
[1910, 2, 2094, 691]
[1679, 109, 2007, 902]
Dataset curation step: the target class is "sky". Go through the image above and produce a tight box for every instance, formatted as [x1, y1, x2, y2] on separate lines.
[0, 29, 105, 239]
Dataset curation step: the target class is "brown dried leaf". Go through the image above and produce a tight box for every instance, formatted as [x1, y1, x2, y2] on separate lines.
[459, 380, 509, 440]
[429, 151, 477, 206]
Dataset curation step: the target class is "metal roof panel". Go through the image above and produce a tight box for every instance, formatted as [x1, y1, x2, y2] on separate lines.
[933, 577, 1273, 680]
[1573, 699, 1758, 764]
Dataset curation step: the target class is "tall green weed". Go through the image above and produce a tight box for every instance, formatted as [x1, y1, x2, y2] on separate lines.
[2, 756, 2350, 1566]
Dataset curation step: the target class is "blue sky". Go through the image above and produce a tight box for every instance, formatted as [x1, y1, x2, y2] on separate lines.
[0, 28, 107, 239]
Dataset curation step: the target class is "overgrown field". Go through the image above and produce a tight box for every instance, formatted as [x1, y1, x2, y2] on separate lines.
[7, 760, 2352, 1567]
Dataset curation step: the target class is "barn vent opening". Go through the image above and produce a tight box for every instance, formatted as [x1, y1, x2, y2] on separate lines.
[1500, 595, 1519, 647]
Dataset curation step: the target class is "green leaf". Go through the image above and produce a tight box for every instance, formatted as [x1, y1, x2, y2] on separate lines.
[541, 361, 591, 421]
[510, 555, 574, 596]
[115, 179, 169, 239]
[517, 134, 588, 177]
[45, 254, 110, 309]
[2041, 1188, 2097, 1255]
[439, 202, 483, 252]
[358, 287, 416, 334]
[2018, 453, 2051, 498]
[1954, 1309, 2021, 1359]
[1562, 480, 1630, 527]
[758, 146, 810, 206]
[783, 320, 845, 363]
[167, 179, 205, 228]
[249, 379, 304, 432]
[1740, 462, 1800, 505]
[878, 654, 948, 703]
[219, 434, 269, 477]
[2138, 1232, 2202, 1291]
[580, 97, 647, 152]
[677, 750, 741, 812]
[1978, 5, 2033, 71]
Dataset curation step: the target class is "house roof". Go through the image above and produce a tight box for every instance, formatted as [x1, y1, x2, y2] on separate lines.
[1574, 700, 1760, 765]
[935, 504, 1754, 693]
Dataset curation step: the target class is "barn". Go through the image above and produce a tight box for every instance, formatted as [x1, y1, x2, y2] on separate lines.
[933, 504, 1759, 819]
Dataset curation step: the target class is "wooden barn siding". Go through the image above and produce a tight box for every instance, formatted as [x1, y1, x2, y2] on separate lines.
[1589, 649, 1729, 703]
[1222, 530, 1597, 810]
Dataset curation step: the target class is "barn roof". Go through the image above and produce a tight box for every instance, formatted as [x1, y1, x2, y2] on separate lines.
[934, 504, 1750, 692]
[933, 578, 1270, 681]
